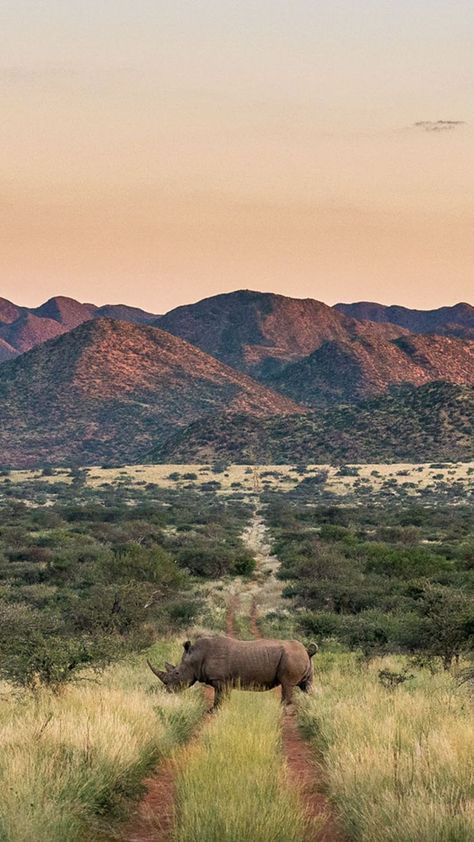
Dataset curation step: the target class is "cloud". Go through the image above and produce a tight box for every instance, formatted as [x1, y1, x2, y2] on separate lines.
[413, 120, 466, 133]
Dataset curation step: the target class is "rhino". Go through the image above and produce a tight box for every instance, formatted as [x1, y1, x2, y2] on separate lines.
[147, 635, 318, 708]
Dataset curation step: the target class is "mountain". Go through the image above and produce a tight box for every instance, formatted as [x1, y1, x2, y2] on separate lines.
[0, 297, 24, 325]
[267, 333, 474, 406]
[157, 289, 406, 376]
[335, 301, 474, 339]
[31, 296, 97, 328]
[0, 313, 67, 355]
[152, 382, 474, 464]
[0, 296, 160, 361]
[0, 319, 301, 468]
[95, 303, 158, 323]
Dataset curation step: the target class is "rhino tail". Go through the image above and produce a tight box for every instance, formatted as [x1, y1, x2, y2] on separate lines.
[306, 642, 318, 658]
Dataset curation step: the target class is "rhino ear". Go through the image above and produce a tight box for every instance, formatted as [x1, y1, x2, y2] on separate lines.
[165, 661, 176, 672]
[183, 640, 191, 653]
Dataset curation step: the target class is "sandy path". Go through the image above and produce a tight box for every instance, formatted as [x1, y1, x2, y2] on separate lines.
[242, 508, 345, 842]
[105, 686, 214, 842]
[105, 508, 343, 842]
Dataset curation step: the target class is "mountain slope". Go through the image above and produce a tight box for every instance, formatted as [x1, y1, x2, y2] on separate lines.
[0, 298, 24, 325]
[157, 289, 407, 376]
[152, 382, 474, 464]
[335, 301, 474, 339]
[268, 334, 474, 406]
[0, 319, 302, 468]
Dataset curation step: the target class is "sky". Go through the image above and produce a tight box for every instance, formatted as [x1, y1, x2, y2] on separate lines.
[1, 1, 473, 313]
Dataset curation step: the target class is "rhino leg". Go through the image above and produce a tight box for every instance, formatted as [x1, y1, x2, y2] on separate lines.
[280, 681, 294, 706]
[212, 682, 230, 710]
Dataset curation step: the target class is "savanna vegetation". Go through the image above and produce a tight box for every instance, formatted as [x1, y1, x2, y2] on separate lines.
[265, 499, 474, 669]
[299, 653, 474, 842]
[0, 473, 256, 840]
[1, 466, 473, 842]
[0, 474, 254, 691]
[0, 643, 205, 842]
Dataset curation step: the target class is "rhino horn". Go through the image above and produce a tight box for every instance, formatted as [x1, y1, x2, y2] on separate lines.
[165, 661, 176, 672]
[147, 659, 167, 682]
[307, 643, 318, 658]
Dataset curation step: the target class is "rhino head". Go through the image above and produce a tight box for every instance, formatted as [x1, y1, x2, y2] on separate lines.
[147, 640, 195, 693]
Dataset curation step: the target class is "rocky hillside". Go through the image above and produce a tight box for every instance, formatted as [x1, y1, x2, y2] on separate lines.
[152, 382, 474, 464]
[0, 319, 301, 468]
[335, 301, 474, 339]
[267, 334, 474, 406]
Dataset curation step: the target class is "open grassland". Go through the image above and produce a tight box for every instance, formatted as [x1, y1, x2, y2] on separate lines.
[173, 690, 310, 842]
[6, 460, 474, 499]
[299, 654, 474, 842]
[0, 643, 205, 842]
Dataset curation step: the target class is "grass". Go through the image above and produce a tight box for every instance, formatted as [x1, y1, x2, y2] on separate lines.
[0, 642, 205, 842]
[298, 653, 474, 842]
[8, 461, 474, 498]
[172, 690, 309, 842]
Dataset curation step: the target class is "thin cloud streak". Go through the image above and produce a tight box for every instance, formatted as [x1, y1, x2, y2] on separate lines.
[413, 120, 467, 132]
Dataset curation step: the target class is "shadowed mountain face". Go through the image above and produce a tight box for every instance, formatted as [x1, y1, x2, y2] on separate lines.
[267, 333, 474, 406]
[335, 301, 474, 339]
[0, 296, 160, 361]
[157, 289, 406, 376]
[152, 382, 474, 465]
[0, 318, 301, 468]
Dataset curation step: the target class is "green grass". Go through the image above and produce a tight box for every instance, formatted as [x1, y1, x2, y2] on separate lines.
[298, 654, 474, 842]
[0, 643, 205, 842]
[173, 690, 310, 842]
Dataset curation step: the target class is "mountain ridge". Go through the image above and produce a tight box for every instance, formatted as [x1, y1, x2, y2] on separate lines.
[335, 300, 474, 339]
[156, 289, 409, 377]
[0, 295, 160, 360]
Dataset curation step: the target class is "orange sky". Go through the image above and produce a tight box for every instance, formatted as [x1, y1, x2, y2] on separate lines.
[1, 1, 473, 312]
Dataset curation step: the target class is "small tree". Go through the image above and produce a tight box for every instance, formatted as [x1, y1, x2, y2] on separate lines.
[418, 585, 474, 669]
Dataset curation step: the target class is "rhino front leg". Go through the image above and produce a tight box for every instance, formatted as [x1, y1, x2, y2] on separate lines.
[212, 682, 230, 710]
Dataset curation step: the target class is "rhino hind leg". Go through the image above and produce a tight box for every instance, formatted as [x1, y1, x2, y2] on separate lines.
[280, 681, 294, 706]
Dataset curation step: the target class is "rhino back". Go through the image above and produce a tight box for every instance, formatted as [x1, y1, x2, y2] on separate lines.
[189, 637, 308, 687]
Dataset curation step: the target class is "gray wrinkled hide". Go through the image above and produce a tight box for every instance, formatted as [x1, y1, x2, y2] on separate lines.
[150, 635, 316, 708]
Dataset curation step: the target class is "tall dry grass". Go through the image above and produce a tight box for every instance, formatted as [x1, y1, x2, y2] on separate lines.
[172, 689, 310, 842]
[299, 654, 474, 842]
[0, 643, 205, 842]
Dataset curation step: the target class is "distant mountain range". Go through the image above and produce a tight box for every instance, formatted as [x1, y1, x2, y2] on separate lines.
[0, 290, 473, 466]
[0, 296, 159, 360]
[335, 301, 474, 340]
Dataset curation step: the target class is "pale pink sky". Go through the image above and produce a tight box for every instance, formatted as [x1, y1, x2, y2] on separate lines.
[1, 1, 473, 312]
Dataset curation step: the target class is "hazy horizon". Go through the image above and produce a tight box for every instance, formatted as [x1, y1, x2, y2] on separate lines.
[1, 2, 473, 312]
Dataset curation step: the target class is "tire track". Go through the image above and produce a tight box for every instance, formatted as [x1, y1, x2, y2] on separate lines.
[243, 508, 345, 842]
